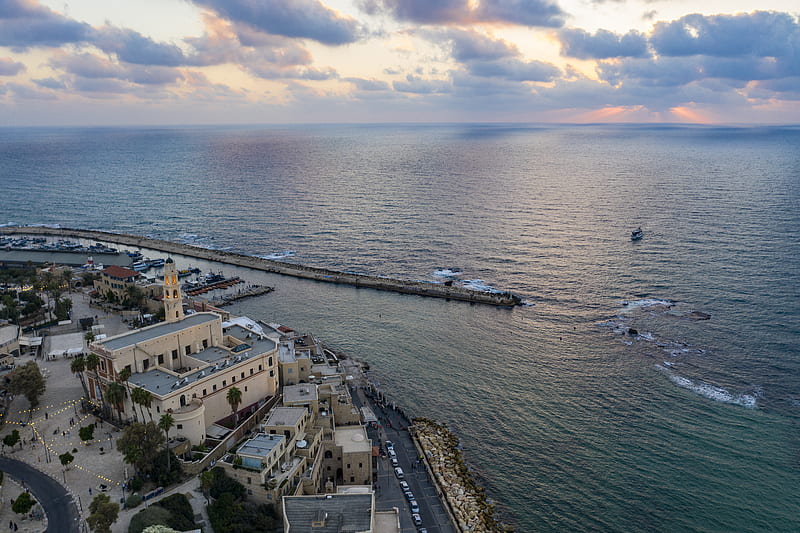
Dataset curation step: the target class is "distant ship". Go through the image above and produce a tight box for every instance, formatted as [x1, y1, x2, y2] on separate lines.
[631, 227, 643, 241]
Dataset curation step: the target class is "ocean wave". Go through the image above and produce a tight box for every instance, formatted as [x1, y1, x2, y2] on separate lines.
[433, 268, 462, 278]
[460, 279, 502, 293]
[0, 222, 17, 227]
[258, 250, 297, 261]
[658, 368, 758, 408]
[620, 298, 674, 312]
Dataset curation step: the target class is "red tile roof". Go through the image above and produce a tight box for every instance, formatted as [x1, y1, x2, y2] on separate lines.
[102, 265, 140, 279]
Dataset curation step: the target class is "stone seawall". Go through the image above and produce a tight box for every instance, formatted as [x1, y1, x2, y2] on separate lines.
[0, 226, 523, 306]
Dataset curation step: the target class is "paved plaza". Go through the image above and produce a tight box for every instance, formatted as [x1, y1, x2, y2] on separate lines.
[0, 289, 212, 532]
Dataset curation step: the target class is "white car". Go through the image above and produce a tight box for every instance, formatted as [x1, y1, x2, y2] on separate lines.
[394, 467, 404, 479]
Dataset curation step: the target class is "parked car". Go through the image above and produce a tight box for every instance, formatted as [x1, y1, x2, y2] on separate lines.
[386, 440, 394, 451]
[399, 481, 409, 490]
[394, 467, 404, 479]
[391, 457, 399, 467]
[412, 513, 423, 526]
[404, 491, 414, 501]
[410, 501, 420, 514]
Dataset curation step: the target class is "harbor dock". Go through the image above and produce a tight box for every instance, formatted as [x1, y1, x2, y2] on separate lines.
[0, 226, 523, 306]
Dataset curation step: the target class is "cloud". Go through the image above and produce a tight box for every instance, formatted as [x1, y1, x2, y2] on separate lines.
[191, 0, 362, 45]
[360, 0, 565, 27]
[345, 77, 391, 90]
[651, 11, 799, 58]
[0, 58, 25, 76]
[50, 53, 184, 87]
[92, 27, 189, 67]
[0, 0, 93, 48]
[3, 82, 57, 100]
[33, 77, 66, 89]
[558, 28, 649, 59]
[447, 29, 518, 61]
[467, 57, 560, 81]
[247, 64, 339, 81]
[393, 74, 451, 93]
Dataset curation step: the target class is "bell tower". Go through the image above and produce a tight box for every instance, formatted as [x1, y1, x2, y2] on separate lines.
[163, 258, 184, 322]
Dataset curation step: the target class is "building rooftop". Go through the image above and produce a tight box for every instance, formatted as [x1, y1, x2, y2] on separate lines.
[102, 265, 140, 279]
[99, 313, 219, 352]
[264, 407, 307, 428]
[283, 493, 373, 533]
[283, 384, 318, 404]
[0, 325, 19, 348]
[238, 433, 285, 459]
[334, 426, 372, 455]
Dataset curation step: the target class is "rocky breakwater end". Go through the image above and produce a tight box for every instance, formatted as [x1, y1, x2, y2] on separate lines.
[411, 418, 513, 533]
[0, 226, 523, 306]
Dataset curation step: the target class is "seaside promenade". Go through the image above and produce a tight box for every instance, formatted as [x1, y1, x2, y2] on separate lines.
[0, 226, 522, 307]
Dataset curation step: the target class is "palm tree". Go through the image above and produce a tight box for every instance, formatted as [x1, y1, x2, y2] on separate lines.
[158, 413, 175, 472]
[141, 389, 153, 421]
[117, 368, 132, 420]
[71, 356, 90, 399]
[106, 382, 125, 425]
[131, 387, 146, 422]
[226, 386, 242, 427]
[85, 353, 106, 412]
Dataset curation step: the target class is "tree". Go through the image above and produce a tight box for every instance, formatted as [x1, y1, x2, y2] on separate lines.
[226, 386, 242, 426]
[3, 429, 20, 450]
[105, 382, 126, 425]
[85, 352, 106, 412]
[117, 422, 165, 475]
[79, 424, 95, 444]
[199, 470, 213, 504]
[131, 387, 147, 422]
[159, 413, 175, 472]
[11, 491, 35, 515]
[87, 493, 119, 533]
[118, 367, 133, 420]
[55, 296, 72, 321]
[59, 451, 75, 469]
[71, 356, 90, 399]
[8, 361, 46, 413]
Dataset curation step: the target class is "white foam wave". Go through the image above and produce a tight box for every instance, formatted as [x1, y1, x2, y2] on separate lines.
[620, 299, 673, 312]
[433, 268, 462, 278]
[22, 223, 61, 229]
[460, 279, 502, 293]
[260, 250, 296, 260]
[660, 369, 758, 408]
[0, 222, 17, 227]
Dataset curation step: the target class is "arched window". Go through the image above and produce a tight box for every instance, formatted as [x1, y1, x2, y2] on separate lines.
[324, 450, 333, 459]
[173, 289, 178, 298]
[180, 395, 186, 407]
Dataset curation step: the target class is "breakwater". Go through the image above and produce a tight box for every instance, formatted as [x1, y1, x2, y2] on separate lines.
[0, 227, 523, 306]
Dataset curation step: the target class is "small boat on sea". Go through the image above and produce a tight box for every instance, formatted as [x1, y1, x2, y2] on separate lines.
[631, 227, 644, 241]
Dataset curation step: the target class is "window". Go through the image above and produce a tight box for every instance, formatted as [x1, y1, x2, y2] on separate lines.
[300, 367, 305, 372]
[359, 463, 362, 468]
[247, 477, 252, 484]
[287, 368, 293, 374]
[185, 345, 191, 355]
[244, 386, 248, 392]
[125, 364, 131, 374]
[156, 406, 160, 413]
[202, 339, 208, 349]
[270, 370, 274, 377]
[172, 350, 178, 360]
[258, 365, 262, 371]
[203, 389, 207, 396]
[157, 354, 164, 365]
[241, 372, 245, 379]
[350, 476, 354, 482]
[250, 368, 254, 375]
[222, 380, 226, 386]
[143, 360, 149, 371]
[231, 376, 236, 383]
[177, 424, 183, 429]
[213, 384, 217, 392]
[268, 357, 273, 366]
[346, 463, 350, 469]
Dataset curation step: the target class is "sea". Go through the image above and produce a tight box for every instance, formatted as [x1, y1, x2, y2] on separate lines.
[1, 123, 799, 532]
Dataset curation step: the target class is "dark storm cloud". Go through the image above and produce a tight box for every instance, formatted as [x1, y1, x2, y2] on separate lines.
[651, 11, 799, 58]
[0, 58, 25, 75]
[0, 0, 93, 48]
[191, 0, 362, 45]
[558, 28, 648, 59]
[359, 0, 565, 27]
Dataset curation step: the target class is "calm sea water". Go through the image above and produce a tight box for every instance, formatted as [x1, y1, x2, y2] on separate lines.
[2, 124, 799, 531]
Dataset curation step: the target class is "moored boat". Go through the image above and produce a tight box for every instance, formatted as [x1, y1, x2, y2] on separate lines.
[631, 227, 644, 241]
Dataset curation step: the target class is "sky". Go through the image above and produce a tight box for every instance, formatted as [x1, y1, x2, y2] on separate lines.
[0, 0, 798, 125]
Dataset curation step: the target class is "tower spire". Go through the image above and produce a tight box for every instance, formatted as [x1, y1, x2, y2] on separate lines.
[163, 258, 184, 322]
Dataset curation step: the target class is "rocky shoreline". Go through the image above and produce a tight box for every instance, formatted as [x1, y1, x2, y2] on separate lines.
[411, 419, 513, 532]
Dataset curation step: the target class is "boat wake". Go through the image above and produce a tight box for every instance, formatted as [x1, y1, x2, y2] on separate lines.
[656, 366, 759, 408]
[259, 250, 297, 261]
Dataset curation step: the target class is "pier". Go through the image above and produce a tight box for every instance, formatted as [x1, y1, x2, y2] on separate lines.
[0, 227, 523, 306]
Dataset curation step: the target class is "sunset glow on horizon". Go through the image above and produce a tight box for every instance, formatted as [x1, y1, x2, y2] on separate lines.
[1, 0, 798, 126]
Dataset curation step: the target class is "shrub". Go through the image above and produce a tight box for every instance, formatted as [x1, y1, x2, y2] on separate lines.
[125, 494, 143, 509]
[155, 494, 194, 531]
[128, 506, 171, 533]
